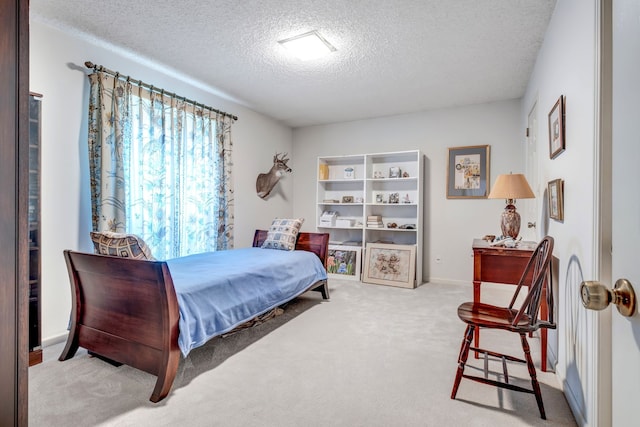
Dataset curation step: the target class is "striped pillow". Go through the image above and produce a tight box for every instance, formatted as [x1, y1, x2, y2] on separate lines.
[261, 218, 304, 251]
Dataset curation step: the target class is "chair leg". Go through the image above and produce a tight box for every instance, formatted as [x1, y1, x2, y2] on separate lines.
[520, 333, 546, 419]
[451, 324, 475, 399]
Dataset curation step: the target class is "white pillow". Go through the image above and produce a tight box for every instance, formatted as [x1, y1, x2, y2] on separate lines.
[261, 218, 304, 251]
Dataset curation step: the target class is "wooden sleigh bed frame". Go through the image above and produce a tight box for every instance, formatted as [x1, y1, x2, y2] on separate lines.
[59, 230, 329, 402]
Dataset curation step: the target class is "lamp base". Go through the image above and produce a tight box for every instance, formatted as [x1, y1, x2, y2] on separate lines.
[501, 204, 521, 239]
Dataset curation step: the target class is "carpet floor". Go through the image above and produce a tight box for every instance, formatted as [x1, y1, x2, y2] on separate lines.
[29, 279, 577, 426]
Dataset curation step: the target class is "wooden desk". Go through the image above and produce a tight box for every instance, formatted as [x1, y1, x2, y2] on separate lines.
[472, 239, 549, 372]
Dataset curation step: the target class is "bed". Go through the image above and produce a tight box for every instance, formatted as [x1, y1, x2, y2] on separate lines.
[58, 230, 330, 402]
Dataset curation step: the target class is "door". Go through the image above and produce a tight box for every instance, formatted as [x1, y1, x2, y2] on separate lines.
[610, 0, 640, 424]
[525, 102, 539, 241]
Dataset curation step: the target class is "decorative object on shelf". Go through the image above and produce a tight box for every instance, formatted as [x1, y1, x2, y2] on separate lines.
[402, 171, 410, 178]
[488, 173, 535, 239]
[319, 210, 337, 227]
[398, 224, 415, 229]
[375, 193, 384, 203]
[341, 195, 354, 203]
[367, 215, 384, 228]
[344, 166, 355, 179]
[355, 196, 364, 203]
[373, 171, 384, 179]
[363, 243, 416, 288]
[447, 145, 490, 198]
[322, 199, 340, 203]
[327, 245, 362, 280]
[547, 178, 564, 221]
[402, 194, 411, 203]
[389, 166, 401, 178]
[389, 192, 400, 204]
[256, 152, 292, 199]
[548, 95, 565, 159]
[319, 163, 329, 180]
[482, 234, 496, 242]
[387, 222, 398, 228]
[336, 218, 355, 227]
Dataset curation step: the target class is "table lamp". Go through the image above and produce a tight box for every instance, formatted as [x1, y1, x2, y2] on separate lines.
[488, 173, 535, 239]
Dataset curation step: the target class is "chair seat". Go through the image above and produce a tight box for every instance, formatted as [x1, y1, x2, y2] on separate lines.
[457, 302, 534, 332]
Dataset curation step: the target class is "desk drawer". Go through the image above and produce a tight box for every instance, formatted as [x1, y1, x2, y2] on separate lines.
[478, 254, 533, 285]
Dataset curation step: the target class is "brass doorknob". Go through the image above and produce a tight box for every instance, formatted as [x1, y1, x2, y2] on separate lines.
[580, 279, 636, 317]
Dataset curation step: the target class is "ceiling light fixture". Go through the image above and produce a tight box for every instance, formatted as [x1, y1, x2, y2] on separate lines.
[278, 30, 336, 60]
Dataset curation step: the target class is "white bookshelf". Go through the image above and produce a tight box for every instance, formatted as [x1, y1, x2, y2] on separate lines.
[316, 150, 423, 286]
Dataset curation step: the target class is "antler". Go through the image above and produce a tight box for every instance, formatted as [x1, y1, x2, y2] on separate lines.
[274, 152, 289, 162]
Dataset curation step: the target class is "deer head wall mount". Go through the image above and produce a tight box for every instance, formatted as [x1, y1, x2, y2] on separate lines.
[256, 152, 292, 199]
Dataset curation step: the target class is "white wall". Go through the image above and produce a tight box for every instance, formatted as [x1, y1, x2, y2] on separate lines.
[292, 100, 526, 285]
[521, 0, 599, 424]
[30, 20, 295, 344]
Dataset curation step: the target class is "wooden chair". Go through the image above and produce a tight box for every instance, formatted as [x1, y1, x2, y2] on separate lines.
[450, 236, 555, 419]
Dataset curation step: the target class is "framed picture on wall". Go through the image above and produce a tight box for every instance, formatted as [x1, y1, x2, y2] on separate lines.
[327, 245, 361, 280]
[362, 243, 416, 288]
[446, 145, 491, 199]
[548, 178, 564, 221]
[548, 95, 565, 159]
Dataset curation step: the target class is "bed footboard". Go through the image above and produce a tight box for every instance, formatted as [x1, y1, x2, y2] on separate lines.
[60, 250, 181, 402]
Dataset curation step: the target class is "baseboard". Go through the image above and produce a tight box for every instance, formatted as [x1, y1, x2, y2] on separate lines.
[423, 278, 470, 286]
[42, 332, 68, 348]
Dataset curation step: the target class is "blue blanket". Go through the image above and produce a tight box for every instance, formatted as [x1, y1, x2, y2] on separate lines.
[167, 247, 328, 356]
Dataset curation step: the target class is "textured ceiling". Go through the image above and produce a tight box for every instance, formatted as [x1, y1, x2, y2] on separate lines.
[30, 0, 557, 128]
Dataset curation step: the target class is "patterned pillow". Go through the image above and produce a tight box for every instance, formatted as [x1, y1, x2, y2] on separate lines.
[90, 231, 156, 260]
[261, 218, 304, 251]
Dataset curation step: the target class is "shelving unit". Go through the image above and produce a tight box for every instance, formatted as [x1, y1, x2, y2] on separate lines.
[28, 93, 42, 366]
[316, 150, 423, 286]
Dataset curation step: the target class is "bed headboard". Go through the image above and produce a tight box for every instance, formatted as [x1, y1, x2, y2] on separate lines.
[252, 230, 329, 268]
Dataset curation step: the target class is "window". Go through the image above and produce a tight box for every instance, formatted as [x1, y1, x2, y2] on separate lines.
[87, 70, 235, 259]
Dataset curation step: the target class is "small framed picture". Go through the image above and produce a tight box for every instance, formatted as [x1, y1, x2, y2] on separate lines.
[446, 145, 490, 199]
[363, 243, 416, 288]
[327, 245, 362, 280]
[389, 166, 401, 178]
[341, 195, 354, 203]
[548, 179, 564, 221]
[548, 95, 565, 159]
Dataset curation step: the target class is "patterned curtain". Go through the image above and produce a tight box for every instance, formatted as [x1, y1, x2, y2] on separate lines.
[87, 71, 234, 259]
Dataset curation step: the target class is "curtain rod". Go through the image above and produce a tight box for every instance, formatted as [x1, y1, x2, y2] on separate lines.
[84, 61, 238, 121]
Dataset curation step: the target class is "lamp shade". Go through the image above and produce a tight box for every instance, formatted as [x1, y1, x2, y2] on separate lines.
[488, 173, 535, 200]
